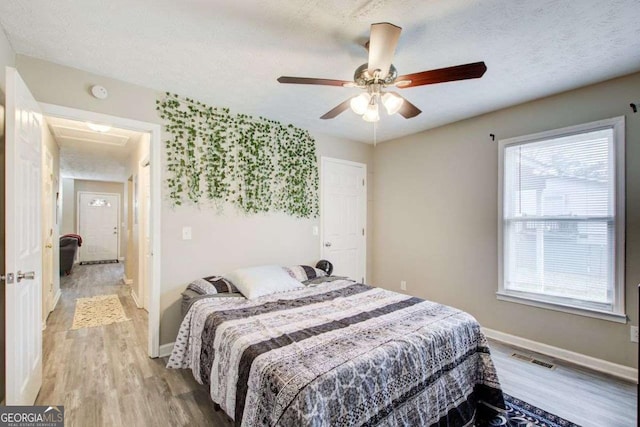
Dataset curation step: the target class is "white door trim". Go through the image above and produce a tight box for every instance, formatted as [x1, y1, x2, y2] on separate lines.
[39, 102, 162, 358]
[138, 157, 151, 311]
[77, 191, 121, 261]
[42, 144, 55, 318]
[320, 156, 367, 283]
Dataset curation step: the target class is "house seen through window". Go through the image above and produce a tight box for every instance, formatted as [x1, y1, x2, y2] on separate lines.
[498, 117, 625, 321]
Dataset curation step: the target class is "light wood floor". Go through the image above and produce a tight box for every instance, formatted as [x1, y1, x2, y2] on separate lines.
[37, 263, 231, 427]
[489, 339, 636, 427]
[37, 264, 636, 427]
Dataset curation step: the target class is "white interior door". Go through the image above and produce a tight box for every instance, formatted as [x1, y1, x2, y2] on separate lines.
[5, 66, 43, 405]
[78, 192, 119, 262]
[42, 148, 54, 323]
[321, 158, 366, 282]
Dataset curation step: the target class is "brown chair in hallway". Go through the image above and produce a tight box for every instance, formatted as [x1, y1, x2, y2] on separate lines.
[59, 235, 81, 275]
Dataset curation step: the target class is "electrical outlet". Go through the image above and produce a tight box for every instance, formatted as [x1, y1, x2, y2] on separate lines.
[631, 326, 639, 343]
[400, 280, 407, 291]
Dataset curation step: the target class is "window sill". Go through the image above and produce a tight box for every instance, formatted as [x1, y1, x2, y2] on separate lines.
[496, 291, 627, 324]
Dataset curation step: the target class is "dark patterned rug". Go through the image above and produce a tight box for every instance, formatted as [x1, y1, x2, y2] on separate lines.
[79, 259, 119, 265]
[488, 394, 580, 426]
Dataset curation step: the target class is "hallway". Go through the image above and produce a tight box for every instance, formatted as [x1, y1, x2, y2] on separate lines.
[36, 263, 230, 426]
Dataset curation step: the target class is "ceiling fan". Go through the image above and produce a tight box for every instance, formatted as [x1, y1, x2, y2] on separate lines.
[277, 22, 487, 122]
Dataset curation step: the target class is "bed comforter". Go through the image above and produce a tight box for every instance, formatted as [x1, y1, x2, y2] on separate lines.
[167, 279, 505, 426]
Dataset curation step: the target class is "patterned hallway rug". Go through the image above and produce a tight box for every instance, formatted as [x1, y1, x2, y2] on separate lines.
[489, 394, 580, 426]
[71, 294, 130, 330]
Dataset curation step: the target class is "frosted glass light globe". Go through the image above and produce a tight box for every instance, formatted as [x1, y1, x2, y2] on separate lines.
[350, 93, 371, 115]
[381, 92, 404, 115]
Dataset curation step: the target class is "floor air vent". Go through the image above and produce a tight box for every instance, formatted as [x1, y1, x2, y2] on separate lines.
[510, 353, 556, 370]
[530, 359, 556, 369]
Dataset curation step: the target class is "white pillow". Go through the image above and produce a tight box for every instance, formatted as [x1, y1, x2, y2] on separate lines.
[224, 265, 304, 299]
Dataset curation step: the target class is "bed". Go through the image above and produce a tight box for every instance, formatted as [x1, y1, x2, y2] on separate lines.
[168, 268, 505, 426]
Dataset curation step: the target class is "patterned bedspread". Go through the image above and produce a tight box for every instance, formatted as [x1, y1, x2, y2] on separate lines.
[167, 279, 505, 426]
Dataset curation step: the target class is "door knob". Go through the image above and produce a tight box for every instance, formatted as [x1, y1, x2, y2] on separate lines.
[45, 243, 53, 248]
[324, 242, 332, 247]
[16, 270, 36, 283]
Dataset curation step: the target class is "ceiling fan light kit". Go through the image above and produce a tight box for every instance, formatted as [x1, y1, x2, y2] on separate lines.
[277, 22, 487, 123]
[381, 92, 403, 115]
[350, 92, 370, 115]
[348, 84, 404, 122]
[363, 101, 380, 122]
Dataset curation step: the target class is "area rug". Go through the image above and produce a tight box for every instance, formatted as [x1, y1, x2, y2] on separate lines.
[79, 259, 119, 265]
[71, 294, 130, 330]
[489, 394, 580, 426]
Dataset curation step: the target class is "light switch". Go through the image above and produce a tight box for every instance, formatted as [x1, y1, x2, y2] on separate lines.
[312, 226, 319, 236]
[182, 226, 192, 240]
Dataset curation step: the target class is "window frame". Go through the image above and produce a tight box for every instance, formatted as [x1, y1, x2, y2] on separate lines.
[497, 116, 626, 323]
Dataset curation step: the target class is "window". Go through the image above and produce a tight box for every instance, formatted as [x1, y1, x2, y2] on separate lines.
[498, 117, 625, 322]
[89, 198, 111, 207]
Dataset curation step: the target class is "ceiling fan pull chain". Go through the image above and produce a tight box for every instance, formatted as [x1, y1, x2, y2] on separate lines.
[373, 121, 377, 146]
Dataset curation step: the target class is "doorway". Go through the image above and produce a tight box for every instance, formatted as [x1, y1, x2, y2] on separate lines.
[320, 157, 367, 283]
[77, 192, 120, 262]
[40, 103, 162, 358]
[4, 69, 163, 406]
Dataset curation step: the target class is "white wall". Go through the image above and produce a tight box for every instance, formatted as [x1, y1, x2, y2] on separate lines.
[14, 55, 374, 345]
[0, 26, 14, 94]
[373, 71, 640, 368]
[60, 178, 75, 235]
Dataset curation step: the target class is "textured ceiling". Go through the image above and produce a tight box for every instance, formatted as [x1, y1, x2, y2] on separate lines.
[46, 116, 142, 182]
[3, 0, 640, 143]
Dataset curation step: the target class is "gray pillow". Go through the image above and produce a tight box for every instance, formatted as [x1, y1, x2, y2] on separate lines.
[187, 276, 239, 295]
[181, 289, 244, 318]
[283, 265, 327, 282]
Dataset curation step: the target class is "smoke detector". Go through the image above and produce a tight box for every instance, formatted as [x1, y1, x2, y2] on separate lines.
[90, 85, 109, 100]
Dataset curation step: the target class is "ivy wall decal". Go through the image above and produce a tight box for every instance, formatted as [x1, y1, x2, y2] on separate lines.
[156, 93, 319, 218]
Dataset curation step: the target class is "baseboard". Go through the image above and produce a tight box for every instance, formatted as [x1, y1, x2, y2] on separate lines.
[123, 275, 133, 285]
[130, 289, 142, 308]
[159, 342, 175, 358]
[483, 327, 638, 383]
[51, 289, 62, 310]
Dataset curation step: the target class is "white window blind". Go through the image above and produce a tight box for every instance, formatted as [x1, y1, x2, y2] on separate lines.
[499, 118, 625, 320]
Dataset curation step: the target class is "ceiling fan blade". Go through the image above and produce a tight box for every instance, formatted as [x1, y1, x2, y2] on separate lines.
[277, 76, 352, 87]
[389, 92, 422, 118]
[320, 98, 352, 119]
[367, 22, 402, 79]
[396, 61, 487, 88]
